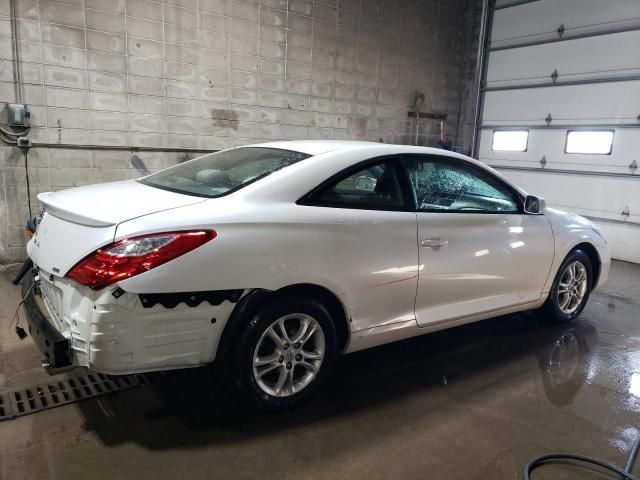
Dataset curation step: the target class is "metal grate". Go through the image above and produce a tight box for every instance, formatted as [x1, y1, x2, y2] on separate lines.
[0, 392, 11, 421]
[1, 372, 147, 421]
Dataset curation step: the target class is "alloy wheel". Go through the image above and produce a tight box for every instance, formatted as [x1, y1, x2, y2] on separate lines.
[252, 313, 325, 397]
[557, 261, 588, 315]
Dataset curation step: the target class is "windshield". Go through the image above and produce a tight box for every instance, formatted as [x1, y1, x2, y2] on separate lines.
[139, 147, 311, 198]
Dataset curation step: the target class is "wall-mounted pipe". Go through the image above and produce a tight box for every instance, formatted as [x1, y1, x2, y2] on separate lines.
[9, 0, 22, 104]
[29, 143, 216, 154]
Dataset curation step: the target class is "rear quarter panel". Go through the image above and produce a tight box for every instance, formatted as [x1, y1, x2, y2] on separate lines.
[117, 198, 419, 333]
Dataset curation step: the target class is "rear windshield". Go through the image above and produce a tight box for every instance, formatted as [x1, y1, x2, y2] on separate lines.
[139, 147, 311, 198]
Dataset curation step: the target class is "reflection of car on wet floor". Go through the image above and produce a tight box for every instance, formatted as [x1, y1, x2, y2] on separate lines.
[539, 324, 597, 407]
[397, 315, 599, 410]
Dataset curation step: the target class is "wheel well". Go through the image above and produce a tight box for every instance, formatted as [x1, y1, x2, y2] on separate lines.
[572, 242, 601, 288]
[215, 284, 350, 367]
[273, 284, 350, 351]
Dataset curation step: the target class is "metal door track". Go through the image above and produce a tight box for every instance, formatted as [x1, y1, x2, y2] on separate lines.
[0, 371, 172, 421]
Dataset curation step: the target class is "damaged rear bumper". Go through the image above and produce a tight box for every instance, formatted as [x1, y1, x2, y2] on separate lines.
[21, 263, 244, 375]
[21, 269, 72, 372]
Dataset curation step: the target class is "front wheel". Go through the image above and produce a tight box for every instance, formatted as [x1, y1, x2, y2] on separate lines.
[225, 295, 337, 411]
[541, 250, 593, 323]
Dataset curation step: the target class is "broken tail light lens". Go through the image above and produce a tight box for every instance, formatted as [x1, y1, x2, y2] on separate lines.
[66, 230, 216, 289]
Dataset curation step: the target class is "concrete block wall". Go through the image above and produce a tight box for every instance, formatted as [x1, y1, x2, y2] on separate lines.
[0, 0, 473, 262]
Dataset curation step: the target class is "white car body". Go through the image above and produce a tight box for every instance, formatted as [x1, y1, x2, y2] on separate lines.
[26, 141, 610, 375]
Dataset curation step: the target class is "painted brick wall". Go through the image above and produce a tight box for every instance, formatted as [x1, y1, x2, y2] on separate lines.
[0, 0, 472, 262]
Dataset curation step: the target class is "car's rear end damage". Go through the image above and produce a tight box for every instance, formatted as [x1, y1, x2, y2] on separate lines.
[22, 265, 245, 374]
[21, 181, 246, 375]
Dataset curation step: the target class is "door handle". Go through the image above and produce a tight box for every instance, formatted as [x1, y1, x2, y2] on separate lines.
[420, 237, 448, 248]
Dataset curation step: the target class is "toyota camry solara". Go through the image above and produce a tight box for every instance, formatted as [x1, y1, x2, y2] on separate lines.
[23, 140, 610, 410]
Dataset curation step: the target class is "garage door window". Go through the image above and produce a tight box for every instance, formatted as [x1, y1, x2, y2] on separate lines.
[492, 130, 528, 152]
[565, 130, 614, 154]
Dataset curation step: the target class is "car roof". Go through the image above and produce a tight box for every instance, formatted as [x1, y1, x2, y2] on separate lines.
[241, 140, 529, 199]
[252, 140, 385, 156]
[249, 140, 474, 161]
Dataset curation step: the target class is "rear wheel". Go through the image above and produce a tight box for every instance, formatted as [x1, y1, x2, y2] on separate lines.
[541, 250, 592, 323]
[225, 295, 337, 411]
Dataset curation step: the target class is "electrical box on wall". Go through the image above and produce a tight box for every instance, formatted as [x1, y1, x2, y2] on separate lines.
[7, 103, 30, 127]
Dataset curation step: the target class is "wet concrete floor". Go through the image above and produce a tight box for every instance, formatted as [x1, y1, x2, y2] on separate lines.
[0, 261, 639, 480]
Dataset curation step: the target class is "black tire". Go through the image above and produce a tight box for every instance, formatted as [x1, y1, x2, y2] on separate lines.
[541, 249, 593, 323]
[224, 295, 337, 412]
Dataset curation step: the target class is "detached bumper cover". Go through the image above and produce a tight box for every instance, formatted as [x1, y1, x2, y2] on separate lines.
[21, 270, 71, 369]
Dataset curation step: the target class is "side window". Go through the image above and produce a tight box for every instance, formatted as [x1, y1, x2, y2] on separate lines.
[310, 160, 406, 210]
[403, 158, 520, 213]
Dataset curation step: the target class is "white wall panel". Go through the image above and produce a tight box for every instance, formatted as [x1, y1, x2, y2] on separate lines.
[487, 30, 640, 87]
[483, 81, 640, 125]
[491, 0, 640, 49]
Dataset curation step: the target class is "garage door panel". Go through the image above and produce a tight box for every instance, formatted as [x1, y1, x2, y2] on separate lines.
[495, 169, 640, 224]
[482, 81, 640, 123]
[592, 221, 640, 264]
[486, 159, 637, 176]
[480, 1, 640, 263]
[491, 0, 640, 49]
[486, 30, 640, 87]
[478, 129, 640, 173]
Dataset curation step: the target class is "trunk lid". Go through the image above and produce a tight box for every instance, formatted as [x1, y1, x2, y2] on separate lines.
[29, 180, 205, 276]
[38, 180, 204, 227]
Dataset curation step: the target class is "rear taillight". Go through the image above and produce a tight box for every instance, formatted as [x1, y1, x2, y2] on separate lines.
[66, 230, 216, 289]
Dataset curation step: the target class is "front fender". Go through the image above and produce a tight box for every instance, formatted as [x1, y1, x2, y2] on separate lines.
[543, 209, 611, 293]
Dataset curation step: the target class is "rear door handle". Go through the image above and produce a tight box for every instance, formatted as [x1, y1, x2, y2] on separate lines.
[420, 237, 448, 248]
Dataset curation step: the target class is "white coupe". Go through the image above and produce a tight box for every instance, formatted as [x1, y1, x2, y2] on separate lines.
[23, 141, 610, 410]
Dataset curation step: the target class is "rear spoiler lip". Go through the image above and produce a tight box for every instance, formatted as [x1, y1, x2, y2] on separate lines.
[37, 193, 116, 228]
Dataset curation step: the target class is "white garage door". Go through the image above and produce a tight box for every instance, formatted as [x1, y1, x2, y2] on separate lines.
[474, 0, 640, 263]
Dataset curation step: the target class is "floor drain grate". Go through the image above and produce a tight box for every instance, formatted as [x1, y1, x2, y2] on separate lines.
[1, 372, 149, 421]
[0, 392, 11, 421]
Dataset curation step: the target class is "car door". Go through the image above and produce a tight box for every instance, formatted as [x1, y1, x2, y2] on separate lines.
[298, 156, 419, 333]
[399, 154, 555, 327]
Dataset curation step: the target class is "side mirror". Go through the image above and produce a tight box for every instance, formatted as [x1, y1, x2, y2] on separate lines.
[524, 195, 546, 214]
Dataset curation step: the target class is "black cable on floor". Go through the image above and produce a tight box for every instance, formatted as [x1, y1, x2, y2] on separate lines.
[625, 434, 640, 473]
[525, 434, 640, 479]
